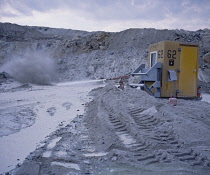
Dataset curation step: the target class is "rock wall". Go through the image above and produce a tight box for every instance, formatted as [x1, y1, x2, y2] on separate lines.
[0, 23, 210, 87]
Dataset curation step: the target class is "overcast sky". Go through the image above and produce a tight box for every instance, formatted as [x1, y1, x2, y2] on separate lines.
[0, 0, 209, 32]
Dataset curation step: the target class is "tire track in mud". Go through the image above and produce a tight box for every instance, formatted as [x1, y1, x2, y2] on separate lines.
[14, 86, 210, 175]
[128, 106, 210, 167]
[103, 104, 159, 165]
[129, 107, 160, 130]
[38, 100, 210, 175]
[129, 106, 181, 148]
[38, 114, 112, 175]
[102, 98, 210, 167]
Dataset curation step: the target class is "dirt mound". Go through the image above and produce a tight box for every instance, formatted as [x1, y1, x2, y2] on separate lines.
[203, 53, 210, 63]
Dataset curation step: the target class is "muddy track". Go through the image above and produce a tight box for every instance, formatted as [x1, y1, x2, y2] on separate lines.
[84, 86, 210, 173]
[13, 85, 210, 175]
[128, 106, 210, 166]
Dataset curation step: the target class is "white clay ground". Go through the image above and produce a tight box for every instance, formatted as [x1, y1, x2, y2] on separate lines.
[0, 79, 105, 174]
[1, 81, 210, 175]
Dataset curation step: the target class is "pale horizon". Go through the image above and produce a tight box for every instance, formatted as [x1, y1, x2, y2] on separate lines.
[0, 0, 210, 32]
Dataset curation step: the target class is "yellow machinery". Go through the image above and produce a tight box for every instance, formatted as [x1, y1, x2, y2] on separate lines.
[130, 41, 198, 98]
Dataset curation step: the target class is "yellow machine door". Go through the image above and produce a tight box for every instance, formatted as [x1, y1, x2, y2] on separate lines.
[179, 46, 198, 97]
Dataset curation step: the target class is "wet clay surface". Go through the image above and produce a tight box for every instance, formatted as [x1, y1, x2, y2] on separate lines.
[11, 85, 210, 175]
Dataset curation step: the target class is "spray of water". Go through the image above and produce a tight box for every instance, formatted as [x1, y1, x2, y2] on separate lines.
[0, 51, 57, 85]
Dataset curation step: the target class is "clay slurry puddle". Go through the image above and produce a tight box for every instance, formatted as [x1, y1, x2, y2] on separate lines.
[0, 80, 105, 174]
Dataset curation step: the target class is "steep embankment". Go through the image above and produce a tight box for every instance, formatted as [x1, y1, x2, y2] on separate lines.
[0, 23, 210, 87]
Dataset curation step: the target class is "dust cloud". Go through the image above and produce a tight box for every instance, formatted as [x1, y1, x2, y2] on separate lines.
[1, 52, 57, 85]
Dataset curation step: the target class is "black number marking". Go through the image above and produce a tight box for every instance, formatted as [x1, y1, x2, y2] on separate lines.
[172, 50, 176, 59]
[158, 50, 163, 58]
[168, 50, 171, 58]
[168, 50, 176, 59]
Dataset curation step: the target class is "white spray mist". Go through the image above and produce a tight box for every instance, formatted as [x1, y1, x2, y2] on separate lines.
[0, 51, 57, 85]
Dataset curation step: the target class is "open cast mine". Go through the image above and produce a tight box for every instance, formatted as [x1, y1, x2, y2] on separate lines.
[0, 23, 210, 175]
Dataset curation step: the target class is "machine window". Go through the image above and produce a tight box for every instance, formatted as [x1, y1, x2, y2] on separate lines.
[150, 51, 157, 67]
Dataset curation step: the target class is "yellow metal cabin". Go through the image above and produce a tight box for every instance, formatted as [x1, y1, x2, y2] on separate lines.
[130, 41, 198, 98]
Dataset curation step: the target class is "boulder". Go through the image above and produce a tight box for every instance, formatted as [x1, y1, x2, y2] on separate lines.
[203, 53, 210, 63]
